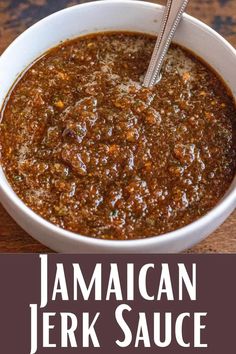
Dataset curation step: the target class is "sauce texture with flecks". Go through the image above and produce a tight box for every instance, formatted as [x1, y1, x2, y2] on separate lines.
[0, 32, 235, 239]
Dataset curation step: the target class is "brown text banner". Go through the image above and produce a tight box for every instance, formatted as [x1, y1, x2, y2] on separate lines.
[0, 254, 235, 353]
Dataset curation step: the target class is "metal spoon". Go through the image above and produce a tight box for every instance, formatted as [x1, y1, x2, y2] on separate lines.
[143, 0, 189, 88]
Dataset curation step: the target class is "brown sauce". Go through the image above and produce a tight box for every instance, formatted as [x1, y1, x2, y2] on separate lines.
[0, 32, 235, 240]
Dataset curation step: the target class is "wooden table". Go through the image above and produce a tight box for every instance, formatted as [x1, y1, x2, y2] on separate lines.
[0, 0, 235, 253]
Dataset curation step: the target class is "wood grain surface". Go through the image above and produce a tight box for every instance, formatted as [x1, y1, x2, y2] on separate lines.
[0, 0, 235, 253]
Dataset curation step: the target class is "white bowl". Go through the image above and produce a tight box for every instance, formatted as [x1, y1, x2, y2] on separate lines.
[0, 0, 235, 253]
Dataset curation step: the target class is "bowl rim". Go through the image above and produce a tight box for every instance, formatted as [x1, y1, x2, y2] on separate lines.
[0, 0, 236, 249]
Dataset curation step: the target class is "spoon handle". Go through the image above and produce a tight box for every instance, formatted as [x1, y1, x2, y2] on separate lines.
[143, 0, 189, 87]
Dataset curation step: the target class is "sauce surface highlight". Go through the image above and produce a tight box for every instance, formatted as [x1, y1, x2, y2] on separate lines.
[0, 32, 235, 239]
